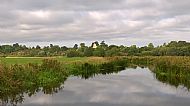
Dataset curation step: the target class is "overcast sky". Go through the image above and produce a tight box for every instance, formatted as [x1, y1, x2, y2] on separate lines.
[0, 0, 190, 47]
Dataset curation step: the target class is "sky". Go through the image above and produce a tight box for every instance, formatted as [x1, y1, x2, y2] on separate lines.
[0, 0, 190, 47]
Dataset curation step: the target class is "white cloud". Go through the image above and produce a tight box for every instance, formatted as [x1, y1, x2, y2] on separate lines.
[0, 0, 189, 46]
[29, 10, 51, 19]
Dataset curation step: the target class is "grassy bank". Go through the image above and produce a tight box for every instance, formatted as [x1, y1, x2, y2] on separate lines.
[1, 56, 190, 72]
[0, 57, 86, 64]
[0, 56, 112, 65]
[0, 59, 67, 105]
[125, 56, 190, 71]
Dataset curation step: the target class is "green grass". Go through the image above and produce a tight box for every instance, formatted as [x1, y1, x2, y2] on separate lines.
[0, 59, 68, 103]
[0, 57, 43, 64]
[0, 56, 91, 65]
[0, 56, 110, 65]
[0, 57, 52, 64]
[57, 56, 88, 62]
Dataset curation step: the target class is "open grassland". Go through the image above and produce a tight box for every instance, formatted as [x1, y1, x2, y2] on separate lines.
[0, 57, 44, 64]
[0, 56, 111, 65]
[1, 56, 190, 66]
[1, 56, 190, 75]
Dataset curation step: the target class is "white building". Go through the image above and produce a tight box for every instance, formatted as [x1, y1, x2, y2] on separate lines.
[92, 42, 98, 49]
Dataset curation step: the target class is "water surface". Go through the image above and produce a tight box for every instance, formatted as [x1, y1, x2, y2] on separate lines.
[19, 67, 190, 106]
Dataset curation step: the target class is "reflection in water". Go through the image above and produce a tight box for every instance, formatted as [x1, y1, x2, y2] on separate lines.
[0, 80, 66, 106]
[1, 59, 190, 105]
[21, 67, 190, 106]
[72, 60, 190, 92]
[150, 65, 190, 90]
[71, 60, 127, 79]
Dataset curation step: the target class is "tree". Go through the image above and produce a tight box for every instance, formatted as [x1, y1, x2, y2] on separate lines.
[84, 47, 93, 57]
[61, 46, 68, 51]
[38, 50, 47, 56]
[66, 49, 81, 57]
[108, 45, 118, 49]
[168, 41, 177, 47]
[36, 45, 41, 49]
[50, 44, 53, 48]
[0, 40, 189, 57]
[73, 44, 78, 49]
[13, 43, 21, 51]
[106, 47, 120, 56]
[13, 43, 19, 47]
[148, 43, 154, 47]
[100, 41, 108, 49]
[0, 45, 14, 53]
[94, 41, 99, 46]
[148, 43, 154, 49]
[50, 45, 60, 53]
[80, 43, 85, 48]
[79, 43, 86, 52]
[93, 47, 105, 57]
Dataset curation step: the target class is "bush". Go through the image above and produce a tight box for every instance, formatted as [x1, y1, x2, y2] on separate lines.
[66, 49, 82, 57]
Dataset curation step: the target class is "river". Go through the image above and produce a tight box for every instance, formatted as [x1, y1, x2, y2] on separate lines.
[19, 67, 190, 106]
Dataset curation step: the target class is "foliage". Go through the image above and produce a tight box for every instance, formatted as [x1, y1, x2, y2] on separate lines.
[0, 59, 68, 105]
[0, 41, 190, 57]
[66, 49, 82, 57]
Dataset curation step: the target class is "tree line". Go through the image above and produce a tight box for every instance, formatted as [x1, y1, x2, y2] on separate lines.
[0, 41, 190, 57]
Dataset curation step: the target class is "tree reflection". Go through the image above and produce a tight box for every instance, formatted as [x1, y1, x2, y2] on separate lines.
[0, 79, 66, 106]
[72, 59, 128, 79]
[149, 65, 190, 90]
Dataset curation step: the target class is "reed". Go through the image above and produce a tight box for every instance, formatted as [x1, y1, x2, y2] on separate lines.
[0, 59, 68, 105]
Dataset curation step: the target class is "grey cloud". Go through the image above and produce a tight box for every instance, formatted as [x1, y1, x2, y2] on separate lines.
[2, 0, 127, 11]
[0, 0, 189, 46]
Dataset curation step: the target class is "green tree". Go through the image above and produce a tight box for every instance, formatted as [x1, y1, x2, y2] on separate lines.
[73, 44, 78, 49]
[80, 43, 85, 48]
[127, 45, 139, 56]
[61, 46, 68, 51]
[106, 47, 120, 56]
[84, 47, 93, 57]
[36, 45, 41, 49]
[93, 47, 105, 57]
[100, 41, 108, 50]
[79, 43, 86, 52]
[148, 43, 154, 50]
[66, 49, 81, 57]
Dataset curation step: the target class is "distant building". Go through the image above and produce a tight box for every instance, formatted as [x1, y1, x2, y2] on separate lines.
[91, 42, 98, 49]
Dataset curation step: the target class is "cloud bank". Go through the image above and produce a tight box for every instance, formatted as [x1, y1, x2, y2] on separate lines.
[0, 0, 190, 46]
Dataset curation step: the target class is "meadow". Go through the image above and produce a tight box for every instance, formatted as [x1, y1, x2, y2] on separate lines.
[0, 57, 86, 64]
[0, 56, 112, 65]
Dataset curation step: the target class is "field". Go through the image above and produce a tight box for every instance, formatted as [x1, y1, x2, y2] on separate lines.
[0, 56, 109, 65]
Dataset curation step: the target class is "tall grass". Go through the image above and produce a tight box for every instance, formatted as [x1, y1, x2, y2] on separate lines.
[70, 58, 128, 79]
[124, 56, 190, 90]
[0, 59, 68, 105]
[148, 56, 190, 89]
